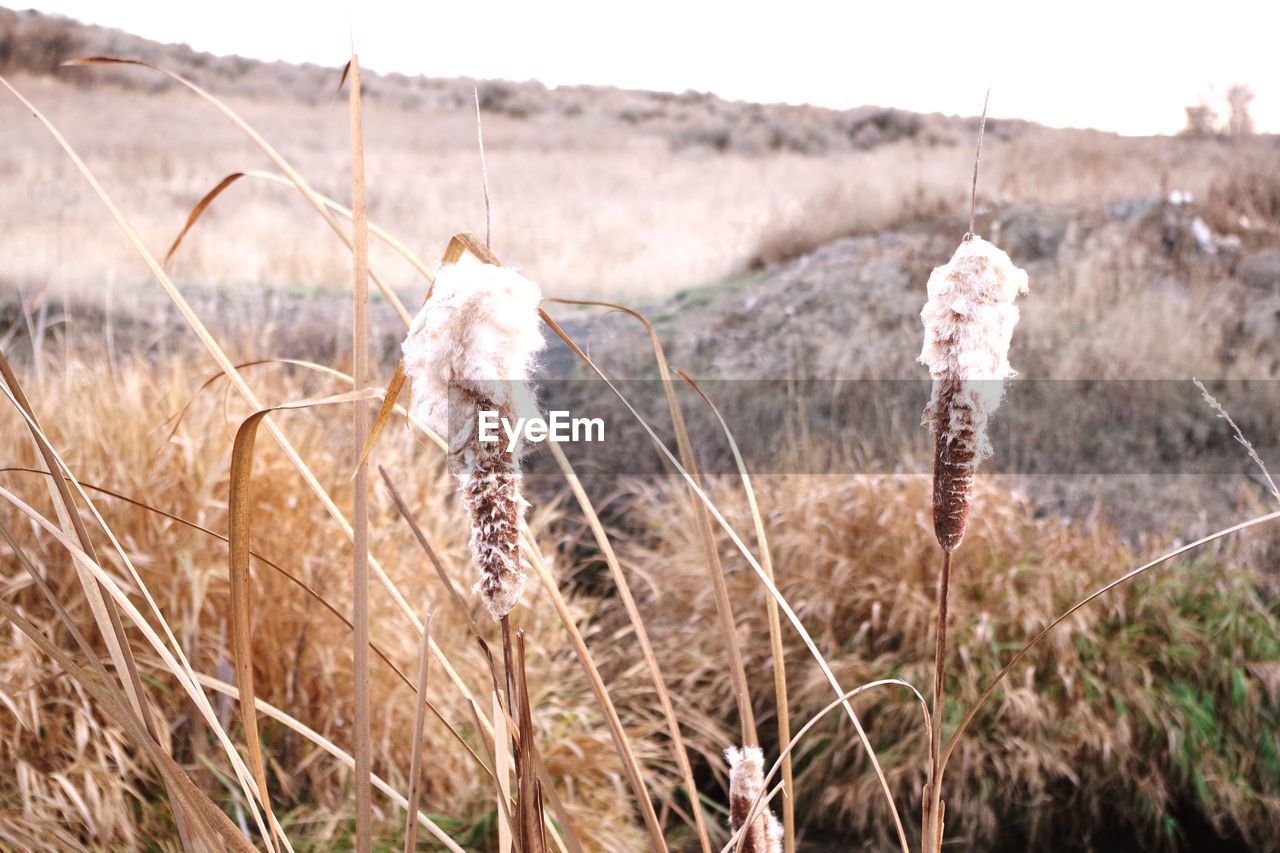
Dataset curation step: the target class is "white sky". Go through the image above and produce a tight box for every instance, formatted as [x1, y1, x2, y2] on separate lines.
[16, 0, 1280, 135]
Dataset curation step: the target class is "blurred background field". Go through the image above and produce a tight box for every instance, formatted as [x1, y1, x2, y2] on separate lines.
[1, 6, 1279, 851]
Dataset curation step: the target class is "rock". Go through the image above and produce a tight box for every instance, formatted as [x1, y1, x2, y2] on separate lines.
[991, 205, 1075, 261]
[1237, 249, 1280, 291]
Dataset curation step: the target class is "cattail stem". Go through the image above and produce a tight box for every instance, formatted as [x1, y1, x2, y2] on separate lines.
[928, 549, 952, 853]
[500, 613, 517, 732]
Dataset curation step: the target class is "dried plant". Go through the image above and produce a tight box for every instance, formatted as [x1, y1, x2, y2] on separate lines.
[726, 746, 783, 853]
[919, 236, 1028, 553]
[8, 43, 1280, 853]
[919, 233, 1027, 851]
[401, 254, 544, 621]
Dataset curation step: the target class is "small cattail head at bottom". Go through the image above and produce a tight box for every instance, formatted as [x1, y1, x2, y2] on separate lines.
[726, 746, 783, 853]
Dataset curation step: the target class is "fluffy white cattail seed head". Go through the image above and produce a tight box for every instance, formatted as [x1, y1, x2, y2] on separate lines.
[401, 254, 544, 620]
[919, 237, 1028, 552]
[726, 746, 783, 853]
[402, 254, 544, 442]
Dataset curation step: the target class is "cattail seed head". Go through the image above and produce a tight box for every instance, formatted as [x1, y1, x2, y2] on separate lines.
[726, 746, 783, 853]
[919, 236, 1027, 552]
[402, 254, 544, 619]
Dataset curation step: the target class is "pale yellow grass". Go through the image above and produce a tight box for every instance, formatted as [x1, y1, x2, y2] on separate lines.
[1, 73, 1246, 308]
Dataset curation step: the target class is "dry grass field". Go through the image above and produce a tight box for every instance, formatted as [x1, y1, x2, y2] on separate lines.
[2, 7, 1280, 853]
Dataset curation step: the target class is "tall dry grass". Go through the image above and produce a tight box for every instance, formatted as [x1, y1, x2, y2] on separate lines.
[613, 473, 1280, 849]
[0, 347, 656, 849]
[1, 46, 1278, 853]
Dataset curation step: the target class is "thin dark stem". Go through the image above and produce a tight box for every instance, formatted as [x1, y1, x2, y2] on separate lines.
[967, 89, 990, 240]
[941, 505, 1280, 776]
[928, 548, 953, 852]
[500, 614, 517, 735]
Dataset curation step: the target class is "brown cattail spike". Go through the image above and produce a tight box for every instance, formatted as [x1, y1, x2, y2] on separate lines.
[454, 388, 527, 619]
[930, 379, 979, 552]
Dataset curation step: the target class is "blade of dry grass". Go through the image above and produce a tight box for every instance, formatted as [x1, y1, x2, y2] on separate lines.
[358, 363, 407, 473]
[550, 298, 756, 757]
[0, 515, 235, 851]
[348, 49, 374, 853]
[0, 74, 498, 805]
[674, 370, 795, 853]
[941, 506, 1280, 778]
[723, 679, 929, 853]
[191, 673, 467, 853]
[514, 632, 548, 853]
[165, 170, 436, 286]
[518, 537, 668, 849]
[64, 57, 413, 326]
[539, 308, 912, 853]
[0, 485, 284, 846]
[0, 355, 158, 722]
[404, 611, 432, 853]
[0, 353, 160, 732]
[494, 691, 514, 853]
[163, 172, 246, 265]
[0, 594, 257, 852]
[228, 386, 382, 848]
[0, 465, 488, 776]
[379, 468, 483, 635]
[0, 361, 283, 849]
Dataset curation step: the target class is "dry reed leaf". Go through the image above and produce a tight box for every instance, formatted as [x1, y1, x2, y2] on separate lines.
[0, 598, 257, 853]
[538, 308, 912, 853]
[1, 73, 500, 804]
[356, 363, 406, 473]
[521, 536, 668, 849]
[550, 298, 756, 755]
[227, 387, 382, 848]
[0, 465, 484, 772]
[0, 354, 239, 849]
[192, 674, 466, 853]
[551, 300, 766, 853]
[514, 633, 548, 853]
[404, 612, 432, 853]
[0, 517, 213, 848]
[494, 691, 514, 853]
[0, 356, 153, 727]
[675, 370, 795, 853]
[63, 56, 414, 325]
[0, 487, 280, 846]
[163, 172, 247, 266]
[172, 170, 437, 284]
[348, 49, 374, 853]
